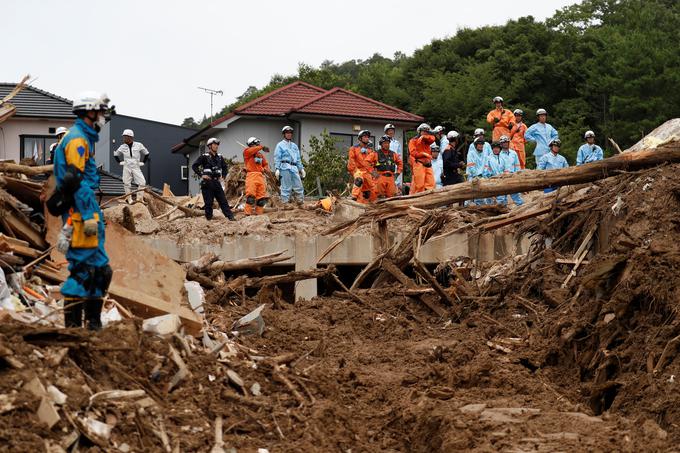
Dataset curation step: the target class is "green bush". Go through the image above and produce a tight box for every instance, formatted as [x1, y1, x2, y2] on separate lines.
[303, 130, 348, 196]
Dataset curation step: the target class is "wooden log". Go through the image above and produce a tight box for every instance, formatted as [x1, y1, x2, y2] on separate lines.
[373, 144, 680, 211]
[0, 163, 53, 176]
[412, 258, 458, 306]
[209, 251, 291, 275]
[480, 206, 552, 232]
[144, 189, 204, 217]
[381, 259, 448, 317]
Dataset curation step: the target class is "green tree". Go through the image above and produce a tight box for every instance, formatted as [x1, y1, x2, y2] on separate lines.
[303, 130, 347, 196]
[181, 117, 200, 129]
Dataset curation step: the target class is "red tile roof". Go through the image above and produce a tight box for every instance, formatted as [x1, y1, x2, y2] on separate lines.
[293, 87, 423, 122]
[233, 81, 326, 117]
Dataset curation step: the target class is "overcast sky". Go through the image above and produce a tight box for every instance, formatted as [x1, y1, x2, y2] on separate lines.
[4, 0, 576, 125]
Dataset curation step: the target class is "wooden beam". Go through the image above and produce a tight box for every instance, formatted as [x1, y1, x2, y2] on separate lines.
[381, 259, 448, 317]
[480, 206, 553, 232]
[412, 258, 458, 306]
[0, 163, 53, 176]
[209, 251, 291, 275]
[144, 189, 204, 217]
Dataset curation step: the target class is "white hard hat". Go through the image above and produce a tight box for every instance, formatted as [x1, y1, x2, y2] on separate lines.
[474, 128, 485, 136]
[122, 129, 134, 137]
[513, 109, 524, 116]
[584, 130, 595, 139]
[55, 127, 68, 136]
[433, 125, 445, 134]
[384, 123, 396, 132]
[72, 91, 110, 113]
[281, 126, 294, 133]
[499, 135, 510, 143]
[536, 108, 548, 116]
[446, 131, 459, 140]
[206, 137, 220, 146]
[247, 136, 260, 146]
[417, 123, 431, 132]
[493, 96, 504, 103]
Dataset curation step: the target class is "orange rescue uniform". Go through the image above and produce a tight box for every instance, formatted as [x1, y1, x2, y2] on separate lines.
[486, 108, 515, 141]
[348, 145, 377, 204]
[243, 145, 269, 215]
[374, 148, 403, 198]
[408, 134, 436, 194]
[509, 122, 528, 169]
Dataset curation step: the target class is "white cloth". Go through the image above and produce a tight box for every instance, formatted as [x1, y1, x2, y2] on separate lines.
[114, 141, 149, 193]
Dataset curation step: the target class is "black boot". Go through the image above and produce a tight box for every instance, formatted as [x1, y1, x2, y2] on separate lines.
[85, 298, 103, 331]
[64, 299, 84, 328]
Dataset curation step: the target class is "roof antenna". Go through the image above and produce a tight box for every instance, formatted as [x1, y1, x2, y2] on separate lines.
[197, 86, 223, 123]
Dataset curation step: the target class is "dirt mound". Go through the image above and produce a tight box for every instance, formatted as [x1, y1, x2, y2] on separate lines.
[479, 162, 680, 441]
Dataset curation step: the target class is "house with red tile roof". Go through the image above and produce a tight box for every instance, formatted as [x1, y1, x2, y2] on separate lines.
[172, 81, 423, 195]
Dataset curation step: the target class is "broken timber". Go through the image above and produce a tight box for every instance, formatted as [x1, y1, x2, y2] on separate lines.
[374, 144, 680, 211]
[0, 163, 53, 176]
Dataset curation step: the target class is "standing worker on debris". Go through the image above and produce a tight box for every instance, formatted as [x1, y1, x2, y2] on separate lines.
[483, 141, 513, 204]
[509, 109, 527, 169]
[114, 129, 149, 204]
[375, 134, 403, 198]
[538, 138, 569, 193]
[468, 128, 492, 156]
[47, 127, 69, 164]
[524, 108, 559, 166]
[499, 135, 524, 205]
[51, 91, 114, 330]
[576, 130, 604, 165]
[348, 130, 378, 203]
[192, 138, 235, 221]
[384, 124, 403, 188]
[243, 137, 271, 215]
[431, 126, 447, 188]
[486, 96, 515, 141]
[274, 126, 305, 206]
[466, 137, 490, 205]
[441, 131, 465, 186]
[408, 123, 436, 193]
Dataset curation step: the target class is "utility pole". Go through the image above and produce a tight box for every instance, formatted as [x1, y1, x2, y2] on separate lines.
[198, 86, 223, 123]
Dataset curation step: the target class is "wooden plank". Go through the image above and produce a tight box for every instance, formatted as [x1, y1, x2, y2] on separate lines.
[108, 284, 202, 336]
[382, 259, 448, 317]
[481, 206, 552, 232]
[1, 204, 47, 249]
[0, 163, 53, 176]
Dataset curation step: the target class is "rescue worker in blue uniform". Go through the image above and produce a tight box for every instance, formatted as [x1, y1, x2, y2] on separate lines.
[51, 91, 113, 330]
[538, 138, 569, 193]
[191, 138, 235, 221]
[274, 126, 305, 205]
[576, 130, 604, 165]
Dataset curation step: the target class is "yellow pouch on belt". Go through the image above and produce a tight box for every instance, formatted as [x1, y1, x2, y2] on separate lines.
[70, 212, 99, 249]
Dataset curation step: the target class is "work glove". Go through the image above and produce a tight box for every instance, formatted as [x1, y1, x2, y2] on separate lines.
[275, 169, 280, 180]
[119, 161, 124, 166]
[254, 157, 263, 164]
[83, 218, 98, 236]
[300, 168, 306, 179]
[361, 148, 367, 154]
[139, 162, 145, 167]
[262, 146, 270, 153]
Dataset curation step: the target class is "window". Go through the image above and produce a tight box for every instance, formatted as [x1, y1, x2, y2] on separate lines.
[20, 135, 58, 164]
[181, 165, 188, 181]
[330, 132, 377, 154]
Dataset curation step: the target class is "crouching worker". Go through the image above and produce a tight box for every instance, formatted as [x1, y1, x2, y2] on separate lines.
[348, 130, 377, 204]
[50, 91, 114, 330]
[243, 136, 271, 215]
[375, 134, 403, 198]
[192, 138, 235, 221]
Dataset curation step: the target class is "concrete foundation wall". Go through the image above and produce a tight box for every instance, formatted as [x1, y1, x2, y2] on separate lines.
[144, 231, 528, 301]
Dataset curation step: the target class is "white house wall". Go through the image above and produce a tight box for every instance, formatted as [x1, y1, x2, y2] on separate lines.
[0, 117, 74, 161]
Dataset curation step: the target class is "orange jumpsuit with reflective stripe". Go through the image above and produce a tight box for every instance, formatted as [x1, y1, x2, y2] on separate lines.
[509, 122, 528, 169]
[375, 148, 403, 198]
[348, 145, 377, 204]
[243, 145, 269, 215]
[409, 134, 435, 193]
[486, 108, 515, 141]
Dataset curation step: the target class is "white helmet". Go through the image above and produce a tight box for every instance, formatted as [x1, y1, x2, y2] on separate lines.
[281, 126, 294, 133]
[206, 137, 220, 146]
[55, 127, 68, 136]
[499, 135, 510, 143]
[122, 129, 134, 137]
[72, 91, 110, 113]
[584, 130, 595, 139]
[433, 125, 445, 134]
[384, 123, 396, 132]
[493, 96, 504, 103]
[417, 123, 431, 132]
[247, 136, 260, 146]
[513, 109, 524, 116]
[536, 108, 548, 116]
[447, 131, 459, 140]
[474, 128, 485, 136]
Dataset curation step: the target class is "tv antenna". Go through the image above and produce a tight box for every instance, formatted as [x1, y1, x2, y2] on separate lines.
[198, 86, 223, 123]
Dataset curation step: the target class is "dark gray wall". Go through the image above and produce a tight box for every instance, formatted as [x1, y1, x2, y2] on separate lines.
[97, 115, 193, 195]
